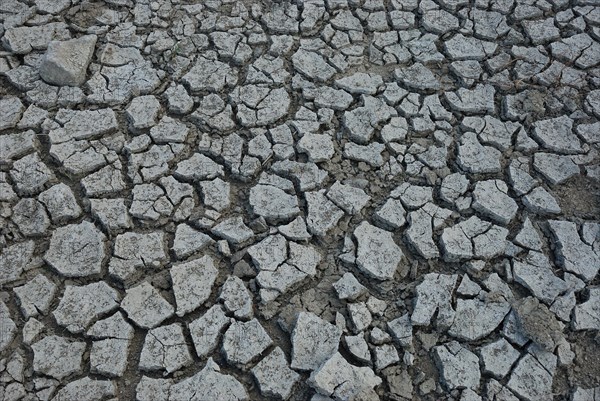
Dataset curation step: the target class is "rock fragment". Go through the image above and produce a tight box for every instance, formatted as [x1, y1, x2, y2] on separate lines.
[32, 336, 86, 380]
[40, 35, 97, 86]
[433, 341, 481, 391]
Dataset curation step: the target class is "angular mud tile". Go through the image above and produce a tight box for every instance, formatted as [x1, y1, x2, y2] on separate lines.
[478, 338, 521, 379]
[53, 282, 120, 333]
[171, 255, 218, 317]
[472, 180, 519, 225]
[188, 305, 231, 359]
[353, 221, 404, 280]
[136, 376, 172, 401]
[308, 352, 382, 399]
[348, 302, 372, 332]
[219, 276, 254, 320]
[532, 116, 582, 154]
[252, 347, 300, 400]
[109, 231, 167, 283]
[457, 132, 501, 174]
[247, 234, 288, 271]
[172, 223, 213, 260]
[222, 319, 272, 367]
[0, 301, 17, 353]
[121, 282, 174, 329]
[507, 354, 553, 401]
[14, 274, 57, 319]
[326, 181, 371, 215]
[44, 221, 107, 278]
[91, 338, 130, 377]
[533, 153, 580, 185]
[278, 216, 312, 241]
[548, 220, 600, 282]
[10, 153, 56, 195]
[394, 63, 440, 90]
[512, 251, 569, 304]
[51, 377, 116, 401]
[182, 56, 238, 92]
[291, 312, 342, 371]
[573, 288, 600, 331]
[32, 335, 86, 380]
[411, 273, 458, 328]
[297, 133, 335, 162]
[433, 341, 480, 391]
[513, 297, 564, 351]
[249, 184, 300, 222]
[175, 153, 224, 181]
[12, 198, 50, 236]
[212, 216, 255, 246]
[0, 130, 36, 160]
[0, 241, 39, 285]
[448, 298, 510, 341]
[292, 49, 336, 82]
[305, 189, 345, 237]
[38, 183, 82, 223]
[168, 358, 248, 401]
[140, 323, 192, 374]
[522, 187, 561, 215]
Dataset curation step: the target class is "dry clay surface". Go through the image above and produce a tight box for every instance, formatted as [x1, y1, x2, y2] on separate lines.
[1, 0, 600, 400]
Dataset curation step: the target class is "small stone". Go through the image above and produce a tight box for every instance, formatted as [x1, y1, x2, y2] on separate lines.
[223, 319, 272, 367]
[374, 344, 400, 370]
[333, 273, 367, 301]
[348, 302, 372, 332]
[121, 282, 174, 329]
[40, 35, 97, 86]
[344, 334, 371, 363]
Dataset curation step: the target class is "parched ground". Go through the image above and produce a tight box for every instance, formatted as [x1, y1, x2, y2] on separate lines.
[0, 0, 599, 400]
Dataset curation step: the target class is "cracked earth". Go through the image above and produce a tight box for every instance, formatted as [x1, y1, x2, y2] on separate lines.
[0, 0, 600, 400]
